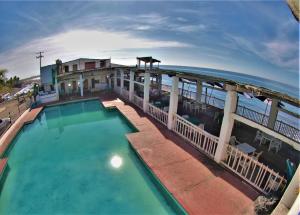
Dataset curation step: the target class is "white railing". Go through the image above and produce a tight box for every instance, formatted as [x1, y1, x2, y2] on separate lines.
[221, 144, 287, 194]
[274, 120, 300, 143]
[148, 103, 168, 126]
[172, 114, 219, 158]
[121, 88, 129, 101]
[133, 95, 143, 110]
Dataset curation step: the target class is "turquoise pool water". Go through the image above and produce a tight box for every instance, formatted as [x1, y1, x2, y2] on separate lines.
[0, 100, 181, 214]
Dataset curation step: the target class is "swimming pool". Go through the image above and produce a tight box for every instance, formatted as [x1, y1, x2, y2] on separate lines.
[0, 100, 183, 214]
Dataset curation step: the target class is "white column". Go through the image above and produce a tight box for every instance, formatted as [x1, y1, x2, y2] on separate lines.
[167, 76, 179, 130]
[129, 70, 134, 102]
[196, 80, 202, 102]
[80, 74, 83, 97]
[120, 69, 124, 95]
[108, 76, 112, 89]
[114, 70, 117, 92]
[137, 59, 140, 69]
[267, 99, 279, 129]
[55, 76, 59, 100]
[143, 72, 150, 112]
[214, 90, 237, 163]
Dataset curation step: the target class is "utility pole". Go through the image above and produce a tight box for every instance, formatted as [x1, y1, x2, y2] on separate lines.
[36, 51, 44, 72]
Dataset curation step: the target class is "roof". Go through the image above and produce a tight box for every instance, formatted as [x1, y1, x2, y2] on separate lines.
[129, 65, 300, 107]
[137, 56, 161, 63]
[63, 58, 110, 64]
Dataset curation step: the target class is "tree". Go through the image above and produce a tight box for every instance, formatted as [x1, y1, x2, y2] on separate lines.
[0, 68, 7, 85]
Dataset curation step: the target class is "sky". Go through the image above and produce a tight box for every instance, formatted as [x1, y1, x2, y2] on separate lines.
[0, 1, 299, 88]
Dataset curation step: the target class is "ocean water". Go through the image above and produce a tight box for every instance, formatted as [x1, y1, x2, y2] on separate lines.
[0, 100, 180, 214]
[160, 65, 299, 128]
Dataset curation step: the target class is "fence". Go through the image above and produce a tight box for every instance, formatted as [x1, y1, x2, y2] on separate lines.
[172, 114, 219, 158]
[221, 144, 287, 194]
[274, 120, 300, 143]
[147, 103, 168, 126]
[133, 95, 143, 110]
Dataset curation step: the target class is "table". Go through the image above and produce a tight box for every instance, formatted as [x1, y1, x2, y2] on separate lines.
[236, 143, 256, 154]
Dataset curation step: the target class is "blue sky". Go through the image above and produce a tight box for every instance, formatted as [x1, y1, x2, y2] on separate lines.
[0, 1, 299, 88]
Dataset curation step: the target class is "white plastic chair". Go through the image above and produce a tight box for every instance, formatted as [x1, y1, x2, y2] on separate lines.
[254, 130, 263, 143]
[268, 139, 282, 153]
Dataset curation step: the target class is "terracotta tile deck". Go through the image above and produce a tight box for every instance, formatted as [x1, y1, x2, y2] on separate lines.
[100, 92, 259, 215]
[0, 107, 43, 156]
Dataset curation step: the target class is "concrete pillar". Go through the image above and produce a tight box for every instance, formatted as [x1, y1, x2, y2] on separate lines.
[120, 69, 124, 95]
[114, 70, 117, 92]
[214, 90, 237, 163]
[79, 74, 83, 97]
[55, 76, 59, 100]
[143, 72, 150, 112]
[137, 59, 140, 69]
[267, 99, 279, 129]
[272, 165, 300, 215]
[145, 62, 147, 70]
[108, 76, 112, 89]
[129, 70, 134, 102]
[196, 80, 202, 102]
[167, 76, 179, 130]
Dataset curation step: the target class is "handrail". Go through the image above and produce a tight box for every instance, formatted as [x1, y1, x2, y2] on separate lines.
[133, 95, 143, 110]
[237, 105, 300, 143]
[221, 144, 287, 194]
[172, 114, 219, 158]
[147, 103, 168, 126]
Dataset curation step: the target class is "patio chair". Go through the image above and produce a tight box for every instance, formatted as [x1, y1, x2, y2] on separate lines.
[254, 130, 263, 143]
[251, 151, 263, 161]
[268, 139, 282, 153]
[229, 136, 240, 146]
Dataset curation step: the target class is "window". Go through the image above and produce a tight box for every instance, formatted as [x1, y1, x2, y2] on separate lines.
[100, 60, 105, 68]
[72, 64, 78, 71]
[64, 65, 69, 73]
[85, 62, 96, 70]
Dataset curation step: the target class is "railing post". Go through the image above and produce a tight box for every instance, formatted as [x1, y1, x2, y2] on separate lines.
[167, 76, 179, 130]
[214, 88, 237, 163]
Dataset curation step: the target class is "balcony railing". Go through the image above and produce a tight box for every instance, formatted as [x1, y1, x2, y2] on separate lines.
[147, 104, 168, 126]
[236, 106, 300, 143]
[133, 95, 143, 110]
[221, 144, 287, 194]
[172, 114, 219, 158]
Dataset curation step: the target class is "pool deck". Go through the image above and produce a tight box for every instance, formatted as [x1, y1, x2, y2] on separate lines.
[100, 93, 259, 215]
[0, 93, 259, 214]
[0, 107, 43, 156]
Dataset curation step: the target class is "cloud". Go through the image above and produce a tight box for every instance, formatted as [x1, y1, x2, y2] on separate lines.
[0, 29, 192, 78]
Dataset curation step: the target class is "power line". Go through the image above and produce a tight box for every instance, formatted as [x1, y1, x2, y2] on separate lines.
[36, 51, 44, 72]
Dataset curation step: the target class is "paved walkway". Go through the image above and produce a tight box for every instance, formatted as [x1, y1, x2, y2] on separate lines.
[101, 93, 259, 215]
[0, 107, 43, 156]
